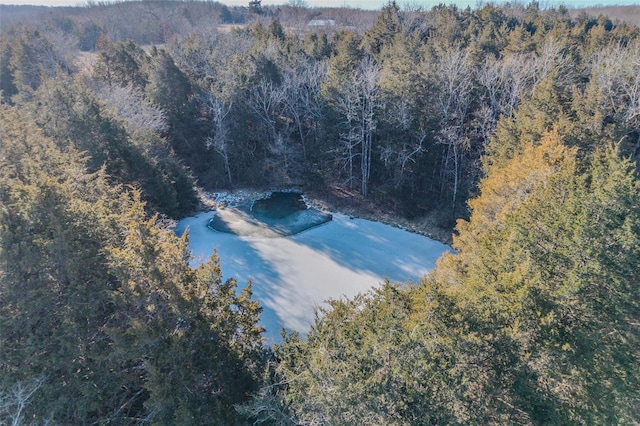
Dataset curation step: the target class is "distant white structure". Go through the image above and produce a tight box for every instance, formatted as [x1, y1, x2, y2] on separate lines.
[307, 19, 335, 27]
[249, 0, 261, 12]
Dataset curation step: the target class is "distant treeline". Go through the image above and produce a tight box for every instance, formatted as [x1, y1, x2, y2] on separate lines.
[570, 5, 640, 28]
[0, 1, 378, 48]
[3, 0, 640, 223]
[1, 1, 639, 424]
[1, 1, 245, 47]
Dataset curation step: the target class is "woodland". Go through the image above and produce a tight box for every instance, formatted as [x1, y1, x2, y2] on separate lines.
[0, 0, 639, 424]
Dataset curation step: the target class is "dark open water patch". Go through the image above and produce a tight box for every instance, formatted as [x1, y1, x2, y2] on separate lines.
[252, 192, 308, 219]
[209, 192, 332, 237]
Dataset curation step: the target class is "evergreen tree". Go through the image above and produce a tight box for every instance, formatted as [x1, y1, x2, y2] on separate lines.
[93, 37, 148, 89]
[363, 1, 403, 57]
[0, 104, 133, 423]
[25, 74, 197, 217]
[5, 27, 75, 102]
[1, 104, 267, 424]
[425, 132, 640, 423]
[108, 212, 266, 424]
[264, 131, 640, 425]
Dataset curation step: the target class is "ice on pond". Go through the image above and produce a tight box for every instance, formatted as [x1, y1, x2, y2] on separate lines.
[208, 192, 333, 238]
[175, 196, 451, 343]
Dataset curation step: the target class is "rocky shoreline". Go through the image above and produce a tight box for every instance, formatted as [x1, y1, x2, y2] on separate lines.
[194, 187, 454, 245]
[207, 191, 333, 238]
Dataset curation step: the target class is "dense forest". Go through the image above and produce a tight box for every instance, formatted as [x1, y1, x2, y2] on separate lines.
[1, 1, 639, 424]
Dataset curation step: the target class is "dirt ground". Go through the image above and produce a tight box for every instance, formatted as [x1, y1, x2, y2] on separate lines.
[305, 187, 456, 245]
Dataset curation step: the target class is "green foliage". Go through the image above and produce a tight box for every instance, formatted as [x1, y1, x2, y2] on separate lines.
[0, 36, 18, 102]
[93, 37, 148, 89]
[322, 30, 364, 97]
[3, 4, 640, 423]
[272, 282, 459, 425]
[4, 27, 74, 103]
[261, 131, 640, 425]
[108, 209, 265, 424]
[162, 2, 640, 214]
[77, 20, 104, 51]
[0, 104, 267, 424]
[21, 73, 198, 217]
[424, 133, 640, 423]
[302, 32, 332, 61]
[0, 104, 133, 423]
[145, 47, 192, 122]
[363, 1, 403, 56]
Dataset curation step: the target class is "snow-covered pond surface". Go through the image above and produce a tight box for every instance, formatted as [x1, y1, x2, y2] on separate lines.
[175, 211, 451, 343]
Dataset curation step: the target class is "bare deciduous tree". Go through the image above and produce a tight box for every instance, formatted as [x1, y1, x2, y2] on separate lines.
[379, 99, 426, 186]
[248, 78, 285, 145]
[280, 62, 327, 160]
[434, 45, 473, 212]
[0, 377, 46, 426]
[170, 31, 254, 102]
[204, 94, 234, 185]
[525, 37, 575, 97]
[335, 57, 381, 196]
[95, 83, 168, 135]
[588, 41, 640, 157]
[475, 52, 537, 142]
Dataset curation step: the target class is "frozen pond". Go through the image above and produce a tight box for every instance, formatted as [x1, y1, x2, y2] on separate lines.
[175, 208, 450, 343]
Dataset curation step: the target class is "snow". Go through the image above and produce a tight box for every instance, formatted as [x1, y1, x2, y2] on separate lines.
[175, 210, 451, 343]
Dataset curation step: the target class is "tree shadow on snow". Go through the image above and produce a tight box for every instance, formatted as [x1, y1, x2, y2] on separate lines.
[290, 213, 450, 284]
[175, 211, 289, 344]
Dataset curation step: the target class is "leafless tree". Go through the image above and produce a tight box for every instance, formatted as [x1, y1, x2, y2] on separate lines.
[204, 94, 234, 185]
[402, 2, 441, 39]
[0, 377, 46, 426]
[43, 28, 79, 71]
[248, 77, 309, 185]
[476, 55, 503, 118]
[334, 57, 381, 196]
[532, 37, 574, 88]
[95, 83, 168, 136]
[248, 78, 285, 145]
[379, 99, 426, 186]
[335, 120, 361, 190]
[169, 31, 254, 102]
[279, 1, 312, 32]
[434, 45, 473, 211]
[589, 41, 640, 157]
[475, 52, 537, 142]
[265, 131, 302, 185]
[356, 58, 381, 197]
[280, 62, 327, 160]
[234, 383, 296, 425]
